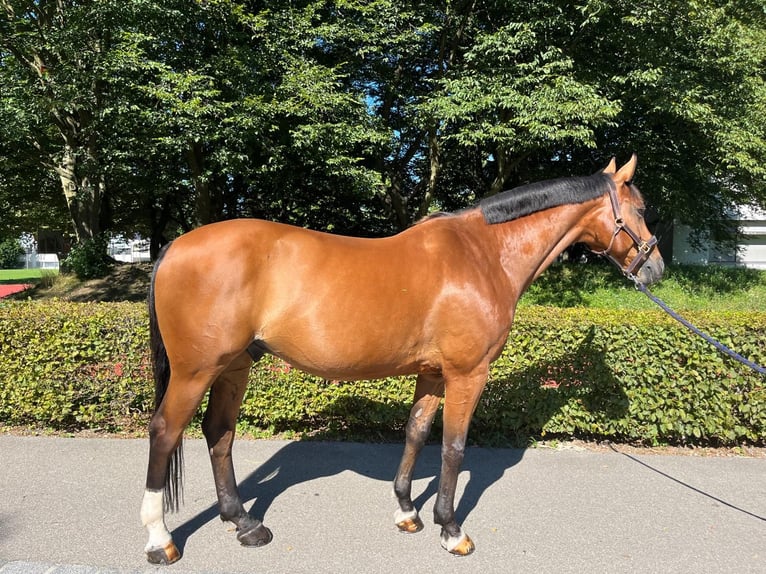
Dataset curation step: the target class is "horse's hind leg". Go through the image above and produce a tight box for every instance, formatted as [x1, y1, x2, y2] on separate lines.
[393, 373, 445, 533]
[202, 352, 273, 547]
[141, 371, 213, 564]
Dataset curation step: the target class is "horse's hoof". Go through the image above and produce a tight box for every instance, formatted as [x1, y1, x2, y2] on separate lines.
[146, 541, 181, 565]
[237, 522, 273, 547]
[441, 531, 475, 556]
[449, 534, 475, 556]
[394, 508, 423, 534]
[396, 515, 424, 533]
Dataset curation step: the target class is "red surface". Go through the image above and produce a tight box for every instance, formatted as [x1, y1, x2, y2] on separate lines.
[0, 284, 32, 298]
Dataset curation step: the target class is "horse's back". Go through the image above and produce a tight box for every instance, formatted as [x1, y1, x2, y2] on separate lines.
[158, 216, 460, 291]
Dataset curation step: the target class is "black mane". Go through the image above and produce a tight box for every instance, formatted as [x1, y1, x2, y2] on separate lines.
[478, 173, 611, 224]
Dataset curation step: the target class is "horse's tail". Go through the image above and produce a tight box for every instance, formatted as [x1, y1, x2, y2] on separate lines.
[148, 242, 183, 512]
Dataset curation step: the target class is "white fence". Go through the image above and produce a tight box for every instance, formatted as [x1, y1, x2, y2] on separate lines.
[15, 236, 150, 269]
[18, 252, 60, 270]
[107, 238, 151, 263]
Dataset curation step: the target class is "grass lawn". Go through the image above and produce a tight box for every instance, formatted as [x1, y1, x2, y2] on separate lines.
[0, 268, 59, 283]
[520, 262, 766, 311]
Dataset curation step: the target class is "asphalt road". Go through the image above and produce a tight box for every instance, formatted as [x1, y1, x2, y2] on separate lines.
[0, 435, 764, 573]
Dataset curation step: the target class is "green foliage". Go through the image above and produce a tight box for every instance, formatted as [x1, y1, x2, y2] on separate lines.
[2, 0, 765, 242]
[483, 307, 766, 446]
[1, 300, 764, 446]
[581, 0, 766, 246]
[0, 237, 23, 269]
[424, 15, 618, 158]
[0, 301, 153, 431]
[239, 365, 415, 440]
[61, 236, 112, 280]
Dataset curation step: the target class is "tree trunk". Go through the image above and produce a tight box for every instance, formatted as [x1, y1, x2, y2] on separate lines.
[56, 144, 102, 243]
[187, 141, 212, 227]
[385, 175, 410, 231]
[149, 193, 172, 260]
[488, 149, 530, 197]
[416, 124, 441, 219]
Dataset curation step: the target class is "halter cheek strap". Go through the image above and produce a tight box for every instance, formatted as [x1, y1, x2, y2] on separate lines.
[595, 182, 658, 280]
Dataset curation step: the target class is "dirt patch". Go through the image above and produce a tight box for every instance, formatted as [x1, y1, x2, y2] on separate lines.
[537, 439, 766, 458]
[17, 263, 152, 302]
[65, 264, 152, 302]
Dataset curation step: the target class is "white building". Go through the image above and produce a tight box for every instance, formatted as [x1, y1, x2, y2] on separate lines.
[672, 204, 766, 269]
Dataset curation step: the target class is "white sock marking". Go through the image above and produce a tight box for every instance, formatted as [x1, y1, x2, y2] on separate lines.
[394, 508, 419, 525]
[140, 489, 172, 551]
[440, 529, 468, 552]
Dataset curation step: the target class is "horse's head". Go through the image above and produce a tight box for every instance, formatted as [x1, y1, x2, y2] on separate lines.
[586, 155, 664, 286]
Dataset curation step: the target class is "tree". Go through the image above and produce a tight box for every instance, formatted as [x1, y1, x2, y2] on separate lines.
[1, 0, 764, 248]
[213, 0, 389, 233]
[107, 0, 390, 246]
[0, 1, 119, 242]
[0, 107, 69, 239]
[567, 0, 766, 245]
[310, 1, 620, 227]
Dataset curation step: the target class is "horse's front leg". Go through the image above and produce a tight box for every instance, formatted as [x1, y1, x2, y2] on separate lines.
[394, 374, 444, 533]
[202, 354, 273, 547]
[432, 369, 488, 556]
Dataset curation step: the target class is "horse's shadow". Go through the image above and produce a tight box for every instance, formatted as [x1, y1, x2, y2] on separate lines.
[172, 440, 526, 552]
[172, 329, 627, 551]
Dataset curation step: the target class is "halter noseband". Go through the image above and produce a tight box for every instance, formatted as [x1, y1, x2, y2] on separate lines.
[595, 181, 658, 280]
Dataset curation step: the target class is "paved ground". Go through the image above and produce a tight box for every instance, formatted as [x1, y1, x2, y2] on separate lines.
[0, 435, 764, 573]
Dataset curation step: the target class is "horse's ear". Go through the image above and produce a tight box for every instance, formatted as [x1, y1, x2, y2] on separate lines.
[615, 153, 638, 183]
[602, 157, 617, 174]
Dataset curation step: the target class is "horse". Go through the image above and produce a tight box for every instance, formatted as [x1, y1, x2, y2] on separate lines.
[140, 155, 663, 564]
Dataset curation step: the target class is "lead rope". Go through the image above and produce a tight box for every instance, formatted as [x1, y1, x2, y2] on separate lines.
[632, 278, 766, 375]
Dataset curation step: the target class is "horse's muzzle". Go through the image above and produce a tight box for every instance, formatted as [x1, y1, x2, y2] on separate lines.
[634, 254, 664, 286]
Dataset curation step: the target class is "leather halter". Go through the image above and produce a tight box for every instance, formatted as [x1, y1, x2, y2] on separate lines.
[595, 181, 658, 280]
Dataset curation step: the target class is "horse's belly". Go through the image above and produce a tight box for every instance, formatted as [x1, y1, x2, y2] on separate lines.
[263, 323, 437, 381]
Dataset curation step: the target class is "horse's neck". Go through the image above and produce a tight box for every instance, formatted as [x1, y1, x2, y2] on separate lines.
[489, 201, 592, 293]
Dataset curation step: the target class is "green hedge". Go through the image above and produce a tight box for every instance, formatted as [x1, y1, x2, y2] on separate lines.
[0, 301, 153, 430]
[1, 300, 764, 446]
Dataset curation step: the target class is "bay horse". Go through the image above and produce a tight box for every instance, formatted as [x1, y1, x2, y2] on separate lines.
[141, 155, 663, 564]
